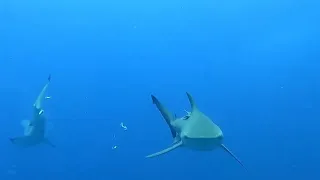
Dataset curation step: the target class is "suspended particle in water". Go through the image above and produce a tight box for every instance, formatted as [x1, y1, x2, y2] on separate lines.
[120, 122, 127, 131]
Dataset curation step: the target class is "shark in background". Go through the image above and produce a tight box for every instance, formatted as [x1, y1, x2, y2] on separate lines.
[10, 74, 55, 147]
[147, 92, 247, 170]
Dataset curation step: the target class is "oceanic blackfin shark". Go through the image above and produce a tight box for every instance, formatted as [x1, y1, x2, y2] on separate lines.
[10, 74, 55, 147]
[146, 92, 247, 170]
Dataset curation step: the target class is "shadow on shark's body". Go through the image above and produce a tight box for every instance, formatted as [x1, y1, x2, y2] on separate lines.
[147, 92, 247, 170]
[10, 75, 55, 148]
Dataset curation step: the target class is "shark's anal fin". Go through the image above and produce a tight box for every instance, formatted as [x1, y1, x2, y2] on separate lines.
[221, 144, 248, 171]
[146, 141, 183, 158]
[151, 95, 176, 138]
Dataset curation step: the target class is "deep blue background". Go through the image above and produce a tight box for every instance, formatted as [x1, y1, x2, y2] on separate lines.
[1, 0, 320, 179]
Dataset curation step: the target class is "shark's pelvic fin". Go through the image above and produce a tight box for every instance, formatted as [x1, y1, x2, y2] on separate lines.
[34, 74, 51, 109]
[44, 138, 56, 148]
[220, 144, 247, 171]
[173, 135, 181, 144]
[21, 120, 33, 136]
[21, 120, 31, 128]
[151, 95, 176, 138]
[146, 141, 183, 158]
[24, 126, 34, 136]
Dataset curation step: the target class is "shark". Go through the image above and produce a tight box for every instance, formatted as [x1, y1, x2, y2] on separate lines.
[9, 74, 55, 147]
[146, 92, 247, 170]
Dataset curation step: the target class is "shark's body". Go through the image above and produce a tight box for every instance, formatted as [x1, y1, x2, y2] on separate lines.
[147, 92, 246, 170]
[10, 75, 54, 147]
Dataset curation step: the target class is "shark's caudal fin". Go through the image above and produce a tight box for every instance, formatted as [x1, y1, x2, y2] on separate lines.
[151, 95, 176, 138]
[220, 144, 248, 171]
[186, 92, 198, 112]
[146, 141, 183, 158]
[34, 74, 51, 109]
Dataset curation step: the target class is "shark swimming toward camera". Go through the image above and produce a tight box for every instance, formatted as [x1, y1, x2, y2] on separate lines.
[146, 92, 247, 170]
[10, 74, 55, 147]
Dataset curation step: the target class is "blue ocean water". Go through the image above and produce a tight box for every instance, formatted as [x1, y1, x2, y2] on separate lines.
[1, 0, 320, 179]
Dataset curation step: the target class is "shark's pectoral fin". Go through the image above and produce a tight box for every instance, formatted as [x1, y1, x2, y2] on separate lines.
[146, 141, 183, 158]
[220, 144, 247, 171]
[44, 138, 56, 148]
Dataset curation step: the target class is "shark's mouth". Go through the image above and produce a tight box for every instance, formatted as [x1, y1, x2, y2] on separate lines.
[183, 136, 223, 150]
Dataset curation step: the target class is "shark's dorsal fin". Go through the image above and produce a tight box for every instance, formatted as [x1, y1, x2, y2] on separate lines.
[151, 95, 176, 138]
[186, 92, 198, 112]
[220, 144, 248, 171]
[146, 141, 183, 158]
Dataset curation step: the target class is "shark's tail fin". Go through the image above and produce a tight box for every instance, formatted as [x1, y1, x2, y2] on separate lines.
[221, 144, 248, 171]
[34, 74, 51, 109]
[151, 95, 176, 138]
